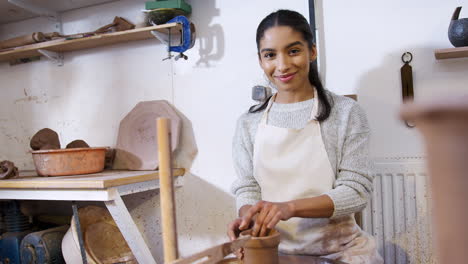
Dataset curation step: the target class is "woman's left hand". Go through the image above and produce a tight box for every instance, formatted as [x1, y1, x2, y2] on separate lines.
[241, 200, 295, 237]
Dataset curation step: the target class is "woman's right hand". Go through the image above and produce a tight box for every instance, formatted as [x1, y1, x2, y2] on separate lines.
[227, 205, 255, 260]
[227, 217, 248, 259]
[227, 217, 244, 241]
[227, 205, 255, 241]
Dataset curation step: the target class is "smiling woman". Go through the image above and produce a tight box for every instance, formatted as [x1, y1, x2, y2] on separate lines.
[228, 9, 383, 264]
[249, 10, 331, 122]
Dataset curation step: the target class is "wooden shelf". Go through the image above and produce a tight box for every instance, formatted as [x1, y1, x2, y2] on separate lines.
[435, 46, 468, 60]
[0, 168, 185, 189]
[0, 23, 181, 63]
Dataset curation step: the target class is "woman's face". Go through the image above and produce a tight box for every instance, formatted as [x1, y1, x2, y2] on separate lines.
[258, 26, 317, 93]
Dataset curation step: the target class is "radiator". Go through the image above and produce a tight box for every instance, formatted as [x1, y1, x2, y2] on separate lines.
[361, 157, 436, 264]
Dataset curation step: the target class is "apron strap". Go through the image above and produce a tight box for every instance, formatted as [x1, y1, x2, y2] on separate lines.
[261, 94, 277, 125]
[310, 88, 319, 121]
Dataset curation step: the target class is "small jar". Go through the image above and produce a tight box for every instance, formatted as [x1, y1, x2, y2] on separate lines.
[240, 229, 280, 264]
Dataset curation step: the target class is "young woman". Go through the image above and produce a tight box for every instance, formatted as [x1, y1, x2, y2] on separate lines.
[228, 10, 383, 263]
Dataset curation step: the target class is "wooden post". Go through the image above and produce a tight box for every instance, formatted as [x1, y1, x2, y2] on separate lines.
[157, 118, 178, 263]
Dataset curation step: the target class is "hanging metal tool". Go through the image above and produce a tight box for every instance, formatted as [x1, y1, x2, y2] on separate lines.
[401, 52, 415, 128]
[72, 202, 88, 264]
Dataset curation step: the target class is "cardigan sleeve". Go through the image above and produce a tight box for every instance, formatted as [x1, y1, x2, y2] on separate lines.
[230, 115, 262, 214]
[324, 103, 374, 219]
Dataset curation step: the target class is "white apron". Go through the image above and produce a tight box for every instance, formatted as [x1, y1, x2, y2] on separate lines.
[253, 93, 383, 264]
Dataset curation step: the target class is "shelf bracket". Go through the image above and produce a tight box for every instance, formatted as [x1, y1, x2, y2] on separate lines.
[151, 29, 174, 60]
[38, 49, 64, 66]
[8, 0, 62, 33]
[151, 30, 171, 48]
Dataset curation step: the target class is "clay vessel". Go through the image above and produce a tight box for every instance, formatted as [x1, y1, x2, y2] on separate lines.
[400, 95, 468, 264]
[240, 229, 280, 264]
[448, 6, 468, 47]
[31, 147, 106, 176]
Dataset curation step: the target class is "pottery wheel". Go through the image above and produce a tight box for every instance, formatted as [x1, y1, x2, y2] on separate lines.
[113, 100, 181, 170]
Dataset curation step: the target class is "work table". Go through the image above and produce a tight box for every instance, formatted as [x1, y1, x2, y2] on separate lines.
[0, 169, 185, 264]
[0, 168, 185, 189]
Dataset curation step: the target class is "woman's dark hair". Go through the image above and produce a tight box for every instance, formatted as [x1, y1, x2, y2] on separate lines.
[249, 9, 332, 121]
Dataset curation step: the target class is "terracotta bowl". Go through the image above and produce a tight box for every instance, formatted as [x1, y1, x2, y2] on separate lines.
[32, 147, 107, 176]
[240, 229, 280, 264]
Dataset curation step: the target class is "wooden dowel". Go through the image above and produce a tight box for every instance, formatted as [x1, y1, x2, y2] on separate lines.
[157, 118, 178, 263]
[0, 32, 45, 50]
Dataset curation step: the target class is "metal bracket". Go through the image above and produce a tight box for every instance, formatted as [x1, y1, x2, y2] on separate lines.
[8, 0, 62, 33]
[38, 49, 64, 66]
[151, 29, 173, 60]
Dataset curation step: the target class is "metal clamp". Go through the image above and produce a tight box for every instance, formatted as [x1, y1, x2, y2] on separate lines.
[150, 15, 195, 61]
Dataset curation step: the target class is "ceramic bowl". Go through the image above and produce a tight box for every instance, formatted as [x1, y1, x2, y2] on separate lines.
[32, 147, 106, 176]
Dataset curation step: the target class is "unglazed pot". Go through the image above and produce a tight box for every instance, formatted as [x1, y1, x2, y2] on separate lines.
[400, 95, 468, 264]
[240, 229, 280, 264]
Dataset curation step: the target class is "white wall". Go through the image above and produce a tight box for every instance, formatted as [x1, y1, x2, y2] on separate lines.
[318, 2, 468, 262]
[318, 0, 468, 158]
[0, 0, 309, 262]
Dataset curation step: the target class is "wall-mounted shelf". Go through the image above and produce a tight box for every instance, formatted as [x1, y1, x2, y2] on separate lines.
[434, 46, 468, 60]
[0, 23, 182, 63]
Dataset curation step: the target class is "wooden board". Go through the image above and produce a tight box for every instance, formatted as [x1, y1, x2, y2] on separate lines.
[434, 46, 468, 60]
[0, 169, 184, 189]
[113, 101, 182, 170]
[0, 23, 182, 62]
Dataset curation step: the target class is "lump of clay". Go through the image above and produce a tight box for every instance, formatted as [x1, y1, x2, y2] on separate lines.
[0, 160, 19, 179]
[40, 144, 60, 150]
[30, 128, 60, 150]
[66, 139, 90, 149]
